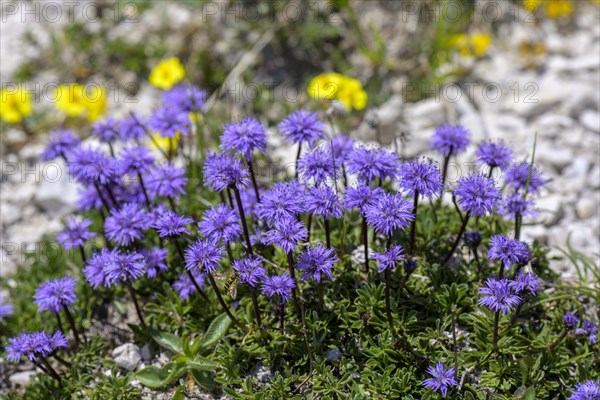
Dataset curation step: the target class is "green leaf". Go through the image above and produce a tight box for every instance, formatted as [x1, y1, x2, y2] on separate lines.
[524, 386, 536, 400]
[190, 368, 218, 390]
[136, 367, 169, 389]
[188, 356, 218, 371]
[202, 313, 232, 349]
[149, 328, 184, 354]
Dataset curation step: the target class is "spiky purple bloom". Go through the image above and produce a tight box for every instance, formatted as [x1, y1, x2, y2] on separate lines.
[568, 380, 600, 400]
[263, 220, 308, 254]
[576, 321, 598, 344]
[364, 192, 414, 236]
[104, 251, 145, 285]
[344, 184, 383, 216]
[296, 245, 338, 282]
[306, 185, 343, 219]
[84, 249, 115, 288]
[398, 159, 443, 198]
[148, 107, 191, 138]
[153, 210, 193, 238]
[510, 271, 541, 296]
[77, 186, 105, 211]
[255, 180, 306, 225]
[34, 277, 77, 314]
[146, 164, 187, 199]
[119, 146, 155, 175]
[297, 146, 338, 186]
[373, 245, 405, 272]
[41, 129, 80, 160]
[403, 258, 418, 275]
[476, 141, 513, 169]
[203, 151, 250, 192]
[463, 230, 483, 248]
[430, 123, 470, 156]
[488, 235, 530, 269]
[347, 146, 400, 183]
[199, 204, 242, 244]
[6, 331, 68, 363]
[119, 113, 146, 141]
[232, 256, 267, 287]
[422, 362, 458, 397]
[563, 312, 580, 329]
[104, 203, 149, 245]
[162, 84, 207, 114]
[184, 239, 223, 274]
[173, 271, 206, 300]
[478, 277, 521, 315]
[221, 117, 267, 160]
[454, 173, 501, 217]
[330, 134, 355, 163]
[0, 297, 13, 322]
[504, 161, 545, 194]
[57, 217, 96, 249]
[498, 192, 538, 219]
[70, 147, 119, 184]
[92, 118, 120, 142]
[261, 273, 295, 303]
[142, 247, 168, 279]
[278, 110, 325, 146]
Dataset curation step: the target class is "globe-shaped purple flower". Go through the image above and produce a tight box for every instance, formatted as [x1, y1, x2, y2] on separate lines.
[488, 235, 530, 269]
[255, 180, 306, 225]
[478, 277, 521, 315]
[344, 184, 383, 216]
[70, 147, 119, 185]
[498, 192, 537, 219]
[199, 204, 242, 244]
[184, 239, 223, 274]
[232, 256, 267, 287]
[203, 151, 250, 192]
[563, 312, 580, 330]
[173, 271, 206, 300]
[142, 247, 168, 279]
[148, 107, 190, 138]
[476, 140, 513, 169]
[119, 146, 155, 175]
[568, 380, 600, 400]
[221, 117, 266, 160]
[261, 273, 295, 303]
[104, 203, 149, 245]
[422, 362, 458, 397]
[119, 113, 146, 141]
[454, 173, 501, 217]
[504, 161, 545, 194]
[398, 159, 443, 198]
[41, 129, 80, 160]
[6, 330, 68, 363]
[329, 134, 355, 163]
[146, 164, 188, 199]
[347, 146, 400, 183]
[92, 118, 120, 142]
[297, 147, 338, 186]
[153, 210, 193, 238]
[84, 248, 116, 288]
[306, 185, 343, 219]
[510, 271, 541, 296]
[34, 277, 77, 314]
[263, 220, 308, 254]
[162, 84, 207, 114]
[104, 251, 146, 285]
[296, 245, 338, 282]
[373, 245, 405, 272]
[364, 192, 414, 236]
[57, 217, 96, 249]
[430, 123, 470, 156]
[278, 110, 325, 146]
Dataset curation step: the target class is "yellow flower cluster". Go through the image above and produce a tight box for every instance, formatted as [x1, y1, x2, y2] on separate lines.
[449, 33, 491, 58]
[523, 0, 574, 19]
[307, 73, 367, 111]
[55, 84, 106, 122]
[149, 57, 185, 90]
[0, 86, 32, 123]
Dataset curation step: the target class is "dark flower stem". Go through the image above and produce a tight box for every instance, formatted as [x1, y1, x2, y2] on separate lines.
[508, 303, 523, 330]
[78, 245, 87, 264]
[232, 186, 254, 256]
[250, 287, 263, 329]
[226, 243, 234, 264]
[362, 217, 369, 273]
[93, 182, 112, 211]
[548, 329, 568, 352]
[306, 214, 312, 242]
[173, 239, 210, 302]
[286, 252, 299, 306]
[487, 166, 496, 179]
[125, 282, 147, 330]
[295, 142, 302, 179]
[324, 217, 331, 248]
[246, 159, 261, 203]
[439, 152, 452, 200]
[55, 313, 65, 336]
[498, 263, 506, 279]
[441, 212, 471, 267]
[137, 172, 152, 208]
[40, 359, 62, 383]
[107, 142, 115, 157]
[409, 191, 419, 256]
[473, 247, 483, 281]
[207, 273, 243, 329]
[53, 354, 72, 368]
[103, 184, 120, 210]
[62, 305, 81, 346]
[384, 236, 395, 335]
[492, 310, 501, 349]
[168, 197, 177, 213]
[514, 213, 522, 240]
[225, 188, 234, 209]
[280, 300, 285, 333]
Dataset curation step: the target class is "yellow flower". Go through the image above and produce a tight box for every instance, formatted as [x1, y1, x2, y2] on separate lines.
[450, 32, 491, 57]
[149, 57, 185, 90]
[523, 0, 541, 12]
[150, 132, 180, 154]
[0, 86, 32, 123]
[307, 73, 368, 111]
[54, 84, 106, 121]
[545, 0, 573, 19]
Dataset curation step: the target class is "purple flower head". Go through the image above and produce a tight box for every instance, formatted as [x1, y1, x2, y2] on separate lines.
[199, 204, 242, 244]
[119, 146, 155, 175]
[297, 146, 339, 186]
[263, 220, 308, 254]
[568, 380, 600, 400]
[278, 110, 325, 146]
[6, 330, 68, 363]
[146, 164, 187, 199]
[398, 158, 443, 199]
[203, 151, 250, 192]
[403, 258, 417, 275]
[329, 134, 355, 163]
[184, 239, 223, 274]
[478, 277, 521, 315]
[173, 271, 206, 300]
[221, 117, 266, 160]
[514, 240, 531, 267]
[261, 272, 295, 303]
[34, 277, 77, 314]
[578, 321, 599, 344]
[504, 161, 545, 194]
[105, 251, 145, 285]
[476, 141, 513, 169]
[0, 297, 13, 322]
[454, 173, 501, 217]
[232, 256, 267, 287]
[104, 203, 149, 245]
[153, 210, 193, 238]
[347, 146, 400, 183]
[77, 185, 105, 211]
[498, 192, 538, 219]
[119, 113, 146, 141]
[463, 230, 483, 248]
[41, 129, 80, 160]
[306, 185, 343, 219]
[373, 245, 405, 272]
[296, 245, 338, 282]
[92, 118, 120, 142]
[142, 247, 168, 279]
[364, 192, 414, 236]
[510, 271, 541, 296]
[148, 107, 190, 138]
[162, 84, 207, 114]
[84, 248, 116, 288]
[488, 235, 530, 269]
[255, 180, 306, 225]
[422, 362, 458, 397]
[344, 184, 383, 216]
[57, 217, 96, 249]
[430, 123, 470, 156]
[70, 147, 119, 185]
[563, 312, 580, 330]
